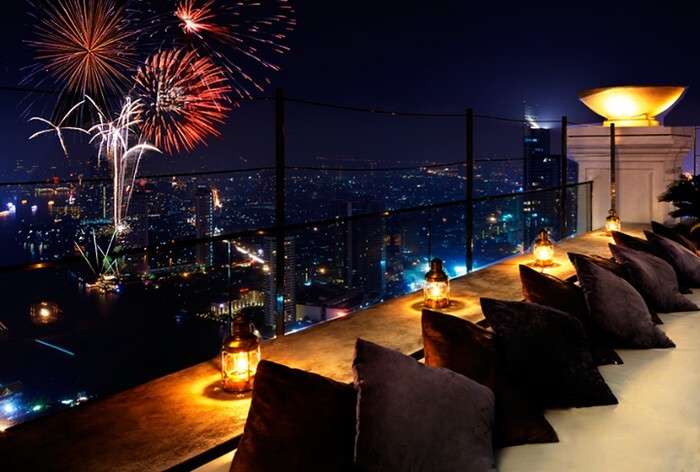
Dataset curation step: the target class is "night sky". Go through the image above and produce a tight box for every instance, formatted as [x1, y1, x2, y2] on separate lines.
[1, 1, 700, 175]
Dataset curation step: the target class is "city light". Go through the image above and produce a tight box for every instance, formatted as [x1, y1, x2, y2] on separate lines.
[29, 301, 62, 325]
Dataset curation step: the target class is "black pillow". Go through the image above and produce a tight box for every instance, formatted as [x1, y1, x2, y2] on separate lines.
[480, 298, 617, 409]
[231, 361, 356, 472]
[353, 338, 496, 472]
[609, 244, 698, 313]
[645, 230, 700, 287]
[568, 252, 664, 325]
[574, 257, 675, 349]
[611, 230, 655, 254]
[651, 221, 698, 252]
[567, 252, 626, 278]
[519, 265, 622, 366]
[422, 309, 558, 448]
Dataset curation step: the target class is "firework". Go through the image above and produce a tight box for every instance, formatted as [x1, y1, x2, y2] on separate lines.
[29, 95, 160, 231]
[28, 100, 91, 156]
[175, 0, 227, 38]
[86, 96, 160, 230]
[140, 0, 295, 99]
[27, 0, 138, 104]
[132, 48, 232, 154]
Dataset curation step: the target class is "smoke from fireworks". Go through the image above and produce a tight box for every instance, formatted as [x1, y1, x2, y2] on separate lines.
[26, 0, 138, 106]
[132, 48, 232, 154]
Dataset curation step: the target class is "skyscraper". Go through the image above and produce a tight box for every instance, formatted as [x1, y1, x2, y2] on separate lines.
[333, 199, 386, 302]
[264, 236, 297, 330]
[194, 186, 214, 266]
[523, 127, 559, 242]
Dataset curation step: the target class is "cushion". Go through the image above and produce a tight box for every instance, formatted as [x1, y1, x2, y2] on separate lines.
[645, 230, 700, 287]
[609, 244, 698, 313]
[567, 252, 626, 278]
[569, 252, 664, 325]
[422, 309, 558, 448]
[231, 361, 356, 472]
[480, 298, 618, 409]
[519, 265, 623, 366]
[574, 257, 675, 349]
[611, 231, 655, 254]
[651, 220, 698, 252]
[353, 338, 496, 472]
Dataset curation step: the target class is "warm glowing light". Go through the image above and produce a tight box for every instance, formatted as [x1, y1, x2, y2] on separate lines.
[605, 209, 622, 235]
[29, 301, 62, 325]
[424, 258, 449, 309]
[221, 316, 261, 393]
[532, 229, 554, 267]
[212, 188, 222, 209]
[578, 85, 686, 127]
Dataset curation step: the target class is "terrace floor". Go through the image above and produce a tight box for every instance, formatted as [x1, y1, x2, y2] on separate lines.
[0, 225, 644, 471]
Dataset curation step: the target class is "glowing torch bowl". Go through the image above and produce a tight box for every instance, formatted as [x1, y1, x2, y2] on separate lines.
[578, 85, 686, 127]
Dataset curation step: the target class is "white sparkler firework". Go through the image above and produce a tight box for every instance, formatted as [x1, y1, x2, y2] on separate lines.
[28, 96, 161, 232]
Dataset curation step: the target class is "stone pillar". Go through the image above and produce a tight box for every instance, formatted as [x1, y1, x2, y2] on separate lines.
[568, 125, 693, 229]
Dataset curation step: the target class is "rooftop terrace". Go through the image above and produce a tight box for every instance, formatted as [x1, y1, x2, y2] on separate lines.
[0, 225, 646, 471]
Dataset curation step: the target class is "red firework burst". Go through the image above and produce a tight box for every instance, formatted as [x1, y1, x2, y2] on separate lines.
[167, 0, 295, 99]
[175, 0, 227, 38]
[132, 48, 232, 154]
[27, 0, 137, 98]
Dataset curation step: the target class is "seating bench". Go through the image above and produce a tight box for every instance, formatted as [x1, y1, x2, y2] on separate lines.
[197, 291, 700, 472]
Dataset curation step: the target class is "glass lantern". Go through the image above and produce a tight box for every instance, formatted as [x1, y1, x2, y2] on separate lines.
[605, 209, 621, 235]
[424, 258, 450, 309]
[221, 315, 261, 393]
[532, 229, 554, 267]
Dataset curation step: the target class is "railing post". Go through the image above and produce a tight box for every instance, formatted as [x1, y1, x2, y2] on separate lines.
[275, 88, 286, 337]
[465, 108, 474, 273]
[610, 123, 616, 212]
[559, 116, 568, 238]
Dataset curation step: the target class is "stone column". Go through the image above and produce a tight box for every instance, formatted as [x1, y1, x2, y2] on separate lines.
[568, 125, 693, 229]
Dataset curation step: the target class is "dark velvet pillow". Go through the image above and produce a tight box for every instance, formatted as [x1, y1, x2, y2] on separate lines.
[231, 361, 356, 472]
[645, 230, 700, 287]
[651, 221, 698, 252]
[567, 252, 626, 278]
[519, 265, 622, 366]
[611, 230, 655, 254]
[575, 257, 675, 349]
[609, 244, 698, 313]
[353, 338, 496, 472]
[568, 252, 664, 325]
[422, 309, 558, 448]
[480, 298, 617, 409]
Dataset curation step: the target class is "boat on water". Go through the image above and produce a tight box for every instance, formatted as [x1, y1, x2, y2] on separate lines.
[0, 381, 22, 399]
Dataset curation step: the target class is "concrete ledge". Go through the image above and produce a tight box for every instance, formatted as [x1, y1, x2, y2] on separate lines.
[0, 226, 644, 471]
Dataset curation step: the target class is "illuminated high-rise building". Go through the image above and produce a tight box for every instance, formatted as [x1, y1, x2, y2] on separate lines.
[333, 199, 386, 301]
[194, 186, 214, 266]
[264, 236, 297, 330]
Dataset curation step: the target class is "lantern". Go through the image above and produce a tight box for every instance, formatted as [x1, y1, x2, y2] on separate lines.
[532, 229, 554, 267]
[221, 315, 261, 393]
[605, 209, 621, 235]
[424, 258, 450, 309]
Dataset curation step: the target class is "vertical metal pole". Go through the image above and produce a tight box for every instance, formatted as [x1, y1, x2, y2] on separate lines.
[559, 116, 568, 238]
[610, 123, 616, 212]
[693, 127, 697, 175]
[588, 181, 593, 231]
[465, 108, 474, 273]
[275, 88, 286, 337]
